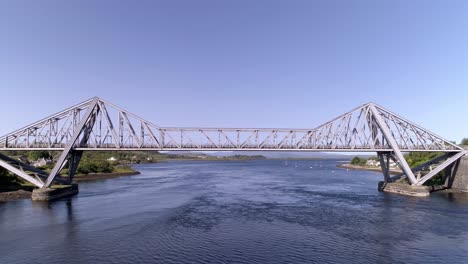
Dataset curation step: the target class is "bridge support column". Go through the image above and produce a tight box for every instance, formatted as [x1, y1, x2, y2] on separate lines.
[32, 184, 79, 201]
[376, 151, 433, 196]
[378, 181, 431, 197]
[369, 104, 418, 185]
[44, 98, 99, 187]
[377, 152, 391, 182]
[66, 151, 84, 184]
[447, 150, 468, 192]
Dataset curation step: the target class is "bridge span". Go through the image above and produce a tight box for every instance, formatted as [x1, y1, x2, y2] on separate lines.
[0, 97, 465, 189]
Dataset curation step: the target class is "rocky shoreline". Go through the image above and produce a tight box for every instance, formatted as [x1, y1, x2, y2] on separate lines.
[73, 170, 141, 182]
[0, 170, 141, 202]
[337, 163, 402, 175]
[0, 190, 34, 202]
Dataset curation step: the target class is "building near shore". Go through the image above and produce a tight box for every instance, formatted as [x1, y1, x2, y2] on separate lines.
[32, 158, 52, 167]
[366, 159, 397, 167]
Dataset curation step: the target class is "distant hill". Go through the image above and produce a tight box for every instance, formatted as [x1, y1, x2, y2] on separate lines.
[162, 151, 355, 160]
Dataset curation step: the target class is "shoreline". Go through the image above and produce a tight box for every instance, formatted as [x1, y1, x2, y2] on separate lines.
[0, 170, 141, 202]
[337, 163, 402, 175]
[73, 170, 141, 182]
[0, 190, 33, 202]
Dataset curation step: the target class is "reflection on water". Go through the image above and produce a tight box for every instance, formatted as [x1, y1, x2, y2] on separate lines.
[1, 160, 468, 264]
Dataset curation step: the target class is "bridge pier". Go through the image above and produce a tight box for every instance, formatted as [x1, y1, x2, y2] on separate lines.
[31, 184, 79, 201]
[447, 149, 468, 192]
[378, 181, 431, 197]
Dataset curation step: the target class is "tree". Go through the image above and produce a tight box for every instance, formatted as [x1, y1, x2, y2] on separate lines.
[461, 138, 468, 146]
[95, 160, 112, 173]
[404, 152, 442, 167]
[77, 160, 96, 174]
[76, 159, 112, 174]
[0, 167, 20, 188]
[27, 151, 51, 161]
[350, 156, 366, 166]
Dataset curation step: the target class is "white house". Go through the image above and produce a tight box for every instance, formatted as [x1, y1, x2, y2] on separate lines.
[366, 159, 380, 167]
[32, 158, 52, 167]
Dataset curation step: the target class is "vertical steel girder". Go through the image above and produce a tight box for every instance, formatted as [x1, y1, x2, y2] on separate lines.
[378, 152, 391, 182]
[67, 151, 83, 184]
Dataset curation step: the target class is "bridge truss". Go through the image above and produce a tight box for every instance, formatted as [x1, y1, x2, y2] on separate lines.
[0, 97, 465, 188]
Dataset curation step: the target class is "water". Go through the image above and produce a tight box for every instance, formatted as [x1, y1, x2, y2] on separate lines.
[1, 159, 468, 264]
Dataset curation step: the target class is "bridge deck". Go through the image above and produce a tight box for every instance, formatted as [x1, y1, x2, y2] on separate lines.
[0, 147, 463, 152]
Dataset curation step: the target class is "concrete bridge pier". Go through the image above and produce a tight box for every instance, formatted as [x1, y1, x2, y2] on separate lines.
[378, 182, 432, 197]
[31, 184, 79, 201]
[447, 150, 468, 192]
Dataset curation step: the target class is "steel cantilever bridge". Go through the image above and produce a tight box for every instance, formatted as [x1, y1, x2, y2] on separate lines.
[0, 97, 465, 189]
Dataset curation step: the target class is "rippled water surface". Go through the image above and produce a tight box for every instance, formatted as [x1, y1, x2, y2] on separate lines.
[1, 159, 468, 264]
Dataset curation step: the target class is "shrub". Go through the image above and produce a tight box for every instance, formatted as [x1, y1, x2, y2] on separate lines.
[77, 159, 112, 174]
[27, 151, 51, 161]
[350, 156, 366, 166]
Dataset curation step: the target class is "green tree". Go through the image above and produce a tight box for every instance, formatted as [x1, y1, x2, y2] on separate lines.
[77, 160, 96, 174]
[350, 156, 366, 166]
[94, 160, 112, 173]
[76, 159, 112, 174]
[27, 151, 51, 161]
[404, 152, 442, 167]
[461, 138, 468, 146]
[0, 167, 20, 189]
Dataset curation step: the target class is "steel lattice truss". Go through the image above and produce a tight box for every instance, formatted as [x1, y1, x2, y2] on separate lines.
[0, 97, 465, 188]
[0, 98, 461, 152]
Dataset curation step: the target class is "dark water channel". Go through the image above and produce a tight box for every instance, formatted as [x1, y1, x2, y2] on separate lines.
[1, 159, 468, 264]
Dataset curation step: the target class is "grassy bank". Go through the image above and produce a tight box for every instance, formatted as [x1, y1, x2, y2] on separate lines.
[73, 167, 140, 182]
[337, 163, 401, 175]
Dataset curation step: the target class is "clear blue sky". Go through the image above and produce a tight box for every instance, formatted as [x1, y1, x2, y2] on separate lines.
[1, 0, 467, 142]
